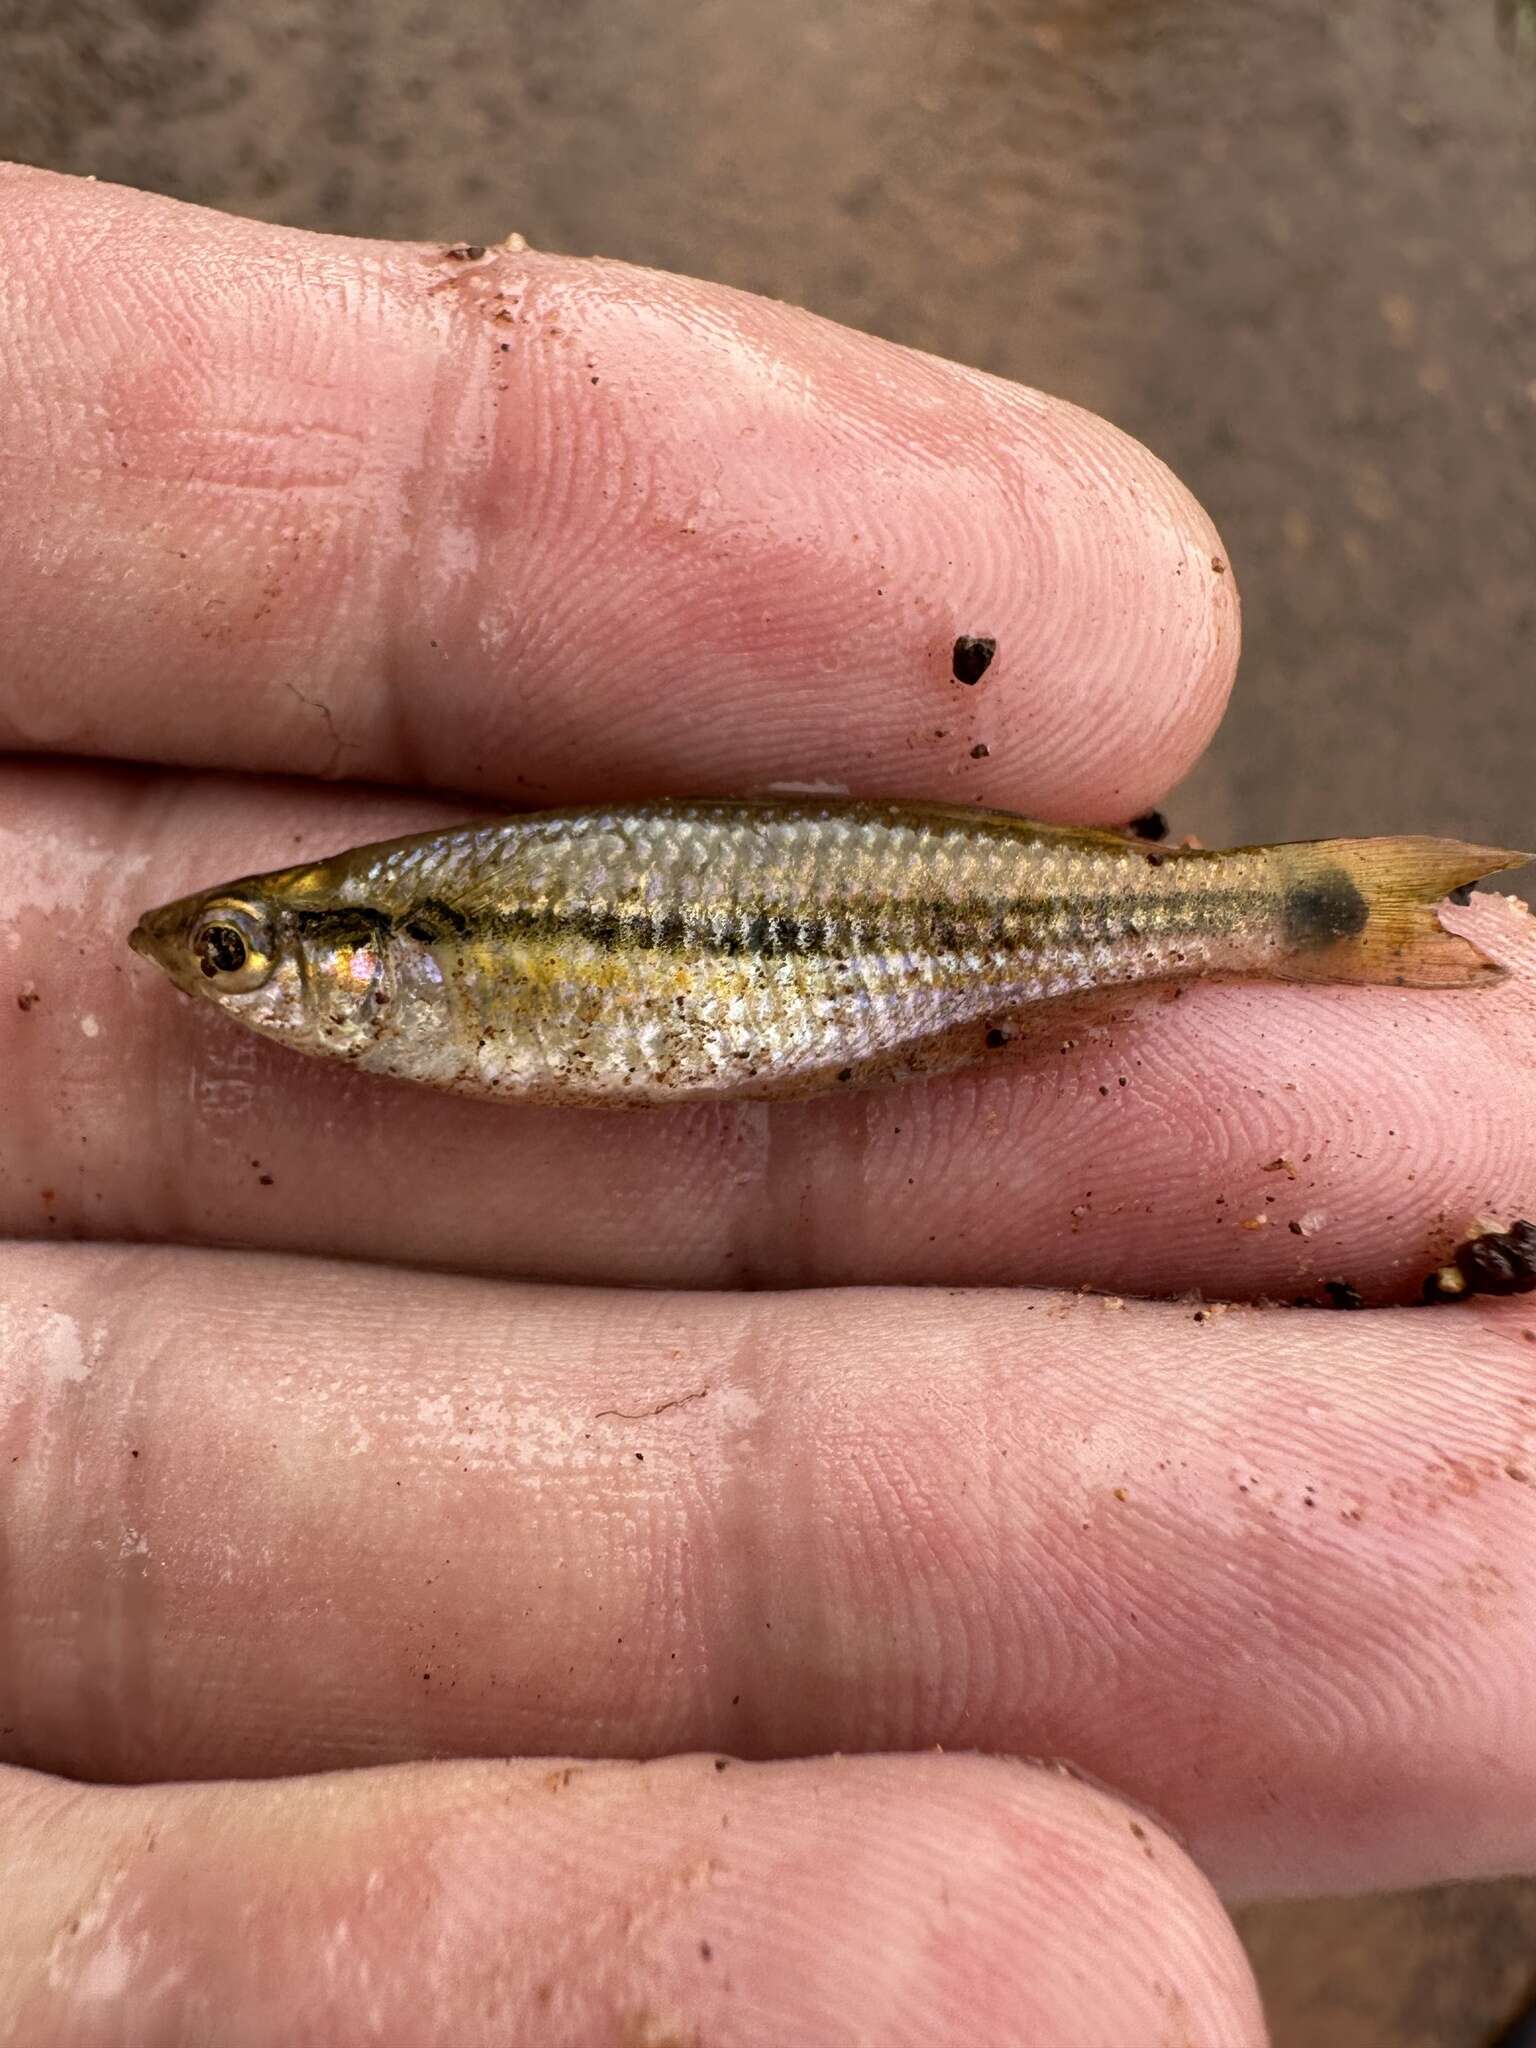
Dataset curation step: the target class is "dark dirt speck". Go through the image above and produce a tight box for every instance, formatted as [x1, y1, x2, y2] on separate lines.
[1452, 1218, 1536, 1297]
[1422, 1268, 1466, 1302]
[952, 634, 996, 685]
[970, 742, 990, 759]
[1128, 810, 1169, 842]
[16, 991, 39, 1012]
[1323, 1280, 1365, 1309]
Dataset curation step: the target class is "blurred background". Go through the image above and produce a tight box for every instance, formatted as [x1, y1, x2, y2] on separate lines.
[5, 0, 1534, 2036]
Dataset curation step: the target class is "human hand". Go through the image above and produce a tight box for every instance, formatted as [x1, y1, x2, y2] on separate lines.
[4, 165, 1534, 2045]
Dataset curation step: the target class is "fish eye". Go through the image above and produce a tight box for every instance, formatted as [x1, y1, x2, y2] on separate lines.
[200, 924, 247, 974]
[191, 903, 275, 993]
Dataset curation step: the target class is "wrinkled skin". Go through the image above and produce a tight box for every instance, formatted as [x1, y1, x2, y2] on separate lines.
[2, 165, 1535, 2047]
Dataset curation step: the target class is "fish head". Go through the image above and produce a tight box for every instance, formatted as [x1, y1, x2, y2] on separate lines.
[129, 882, 317, 1042]
[132, 860, 460, 1073]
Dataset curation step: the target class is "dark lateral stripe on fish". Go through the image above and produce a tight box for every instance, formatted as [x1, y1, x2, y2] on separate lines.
[293, 885, 1284, 962]
[289, 906, 396, 949]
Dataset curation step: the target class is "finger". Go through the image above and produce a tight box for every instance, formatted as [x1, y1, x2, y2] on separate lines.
[0, 1754, 1262, 2047]
[7, 762, 1536, 1302]
[6, 1242, 1535, 1899]
[0, 164, 1236, 821]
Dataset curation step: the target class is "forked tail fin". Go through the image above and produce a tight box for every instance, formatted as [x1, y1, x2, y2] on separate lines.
[1272, 837, 1531, 987]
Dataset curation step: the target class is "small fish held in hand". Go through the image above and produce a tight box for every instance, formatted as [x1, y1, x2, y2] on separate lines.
[129, 799, 1528, 1107]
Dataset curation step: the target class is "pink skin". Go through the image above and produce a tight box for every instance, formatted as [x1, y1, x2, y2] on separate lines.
[0, 165, 1532, 2037]
[4, 1244, 1535, 1902]
[0, 166, 1233, 817]
[2, 1757, 1264, 2047]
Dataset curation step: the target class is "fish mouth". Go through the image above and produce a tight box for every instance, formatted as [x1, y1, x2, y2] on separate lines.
[127, 897, 204, 994]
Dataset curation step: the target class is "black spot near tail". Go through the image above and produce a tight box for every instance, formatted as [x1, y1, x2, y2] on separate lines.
[1282, 869, 1370, 948]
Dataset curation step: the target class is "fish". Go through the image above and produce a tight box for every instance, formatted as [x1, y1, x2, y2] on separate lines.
[127, 798, 1529, 1107]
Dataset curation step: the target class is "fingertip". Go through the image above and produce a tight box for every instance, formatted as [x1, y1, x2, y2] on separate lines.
[952, 387, 1241, 820]
[898, 1754, 1267, 2047]
[0, 171, 1237, 814]
[425, 253, 1242, 816]
[2, 1754, 1264, 2048]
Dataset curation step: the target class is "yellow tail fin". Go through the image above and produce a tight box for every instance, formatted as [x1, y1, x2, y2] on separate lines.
[1271, 837, 1531, 988]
